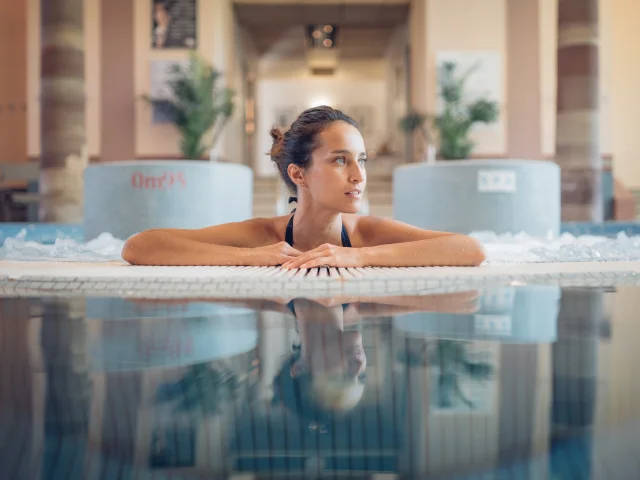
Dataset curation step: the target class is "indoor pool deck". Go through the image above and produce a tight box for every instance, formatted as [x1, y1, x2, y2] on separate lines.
[1, 260, 640, 298]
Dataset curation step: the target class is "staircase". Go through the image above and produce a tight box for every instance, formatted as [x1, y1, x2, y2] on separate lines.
[252, 175, 394, 218]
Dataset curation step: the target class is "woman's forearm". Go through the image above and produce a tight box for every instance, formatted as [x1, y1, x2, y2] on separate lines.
[121, 231, 251, 266]
[359, 235, 486, 267]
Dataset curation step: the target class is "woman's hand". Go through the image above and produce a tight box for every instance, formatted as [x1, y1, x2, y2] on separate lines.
[247, 241, 303, 266]
[281, 244, 365, 270]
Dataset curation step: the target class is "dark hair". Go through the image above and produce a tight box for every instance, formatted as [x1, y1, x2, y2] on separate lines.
[271, 347, 335, 430]
[269, 106, 359, 194]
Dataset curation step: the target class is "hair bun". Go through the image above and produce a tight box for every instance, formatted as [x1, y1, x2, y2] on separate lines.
[269, 127, 285, 162]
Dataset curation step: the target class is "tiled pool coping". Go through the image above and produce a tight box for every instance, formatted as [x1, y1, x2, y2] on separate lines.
[1, 260, 639, 299]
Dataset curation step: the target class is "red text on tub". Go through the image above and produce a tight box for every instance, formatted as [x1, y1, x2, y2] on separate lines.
[130, 171, 187, 189]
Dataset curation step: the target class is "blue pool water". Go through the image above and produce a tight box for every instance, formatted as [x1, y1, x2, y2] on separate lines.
[1, 221, 640, 246]
[1, 223, 639, 478]
[0, 284, 639, 478]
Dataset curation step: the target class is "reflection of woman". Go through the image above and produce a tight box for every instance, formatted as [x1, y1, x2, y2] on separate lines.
[273, 299, 368, 427]
[269, 294, 479, 427]
[132, 292, 479, 428]
[153, 2, 171, 48]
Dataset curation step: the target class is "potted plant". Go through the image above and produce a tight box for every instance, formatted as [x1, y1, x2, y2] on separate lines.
[142, 52, 236, 160]
[436, 61, 500, 160]
[398, 61, 500, 161]
[83, 53, 253, 241]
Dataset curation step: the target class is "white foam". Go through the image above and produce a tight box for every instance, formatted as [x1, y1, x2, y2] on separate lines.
[471, 231, 640, 264]
[1, 229, 640, 264]
[0, 229, 125, 262]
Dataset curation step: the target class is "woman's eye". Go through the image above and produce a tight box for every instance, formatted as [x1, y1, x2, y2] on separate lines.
[359, 158, 367, 165]
[336, 157, 346, 164]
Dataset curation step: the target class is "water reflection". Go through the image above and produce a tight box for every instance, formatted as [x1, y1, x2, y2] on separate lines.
[0, 286, 639, 478]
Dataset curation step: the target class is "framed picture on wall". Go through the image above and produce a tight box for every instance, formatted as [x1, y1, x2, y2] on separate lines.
[152, 0, 197, 49]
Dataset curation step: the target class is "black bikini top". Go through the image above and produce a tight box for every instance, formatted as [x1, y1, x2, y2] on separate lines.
[285, 196, 352, 248]
[286, 300, 350, 318]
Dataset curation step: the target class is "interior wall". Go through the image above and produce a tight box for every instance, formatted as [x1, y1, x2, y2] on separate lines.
[426, 0, 508, 156]
[507, 0, 542, 159]
[0, 0, 27, 162]
[609, 0, 640, 188]
[133, 0, 215, 158]
[100, 0, 134, 163]
[15, 0, 639, 186]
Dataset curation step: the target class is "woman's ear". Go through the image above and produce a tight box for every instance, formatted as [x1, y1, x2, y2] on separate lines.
[287, 164, 305, 188]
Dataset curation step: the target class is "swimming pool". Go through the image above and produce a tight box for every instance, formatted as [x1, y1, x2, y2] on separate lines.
[3, 222, 640, 266]
[3, 220, 640, 244]
[1, 221, 640, 477]
[1, 283, 638, 478]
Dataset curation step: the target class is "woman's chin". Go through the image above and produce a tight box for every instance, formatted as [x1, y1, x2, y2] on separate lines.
[341, 198, 362, 214]
[342, 206, 361, 214]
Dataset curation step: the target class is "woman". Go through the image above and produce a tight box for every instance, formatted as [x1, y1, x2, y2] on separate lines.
[121, 106, 486, 267]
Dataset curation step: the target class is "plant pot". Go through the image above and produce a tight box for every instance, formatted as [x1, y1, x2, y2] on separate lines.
[83, 160, 253, 241]
[85, 297, 258, 371]
[392, 159, 561, 237]
[393, 285, 559, 343]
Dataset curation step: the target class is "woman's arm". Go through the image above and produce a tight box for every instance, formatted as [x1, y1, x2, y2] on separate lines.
[353, 291, 480, 316]
[357, 216, 486, 267]
[121, 218, 298, 266]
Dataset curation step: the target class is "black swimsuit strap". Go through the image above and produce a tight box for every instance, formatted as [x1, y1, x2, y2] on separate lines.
[341, 223, 352, 248]
[285, 213, 351, 248]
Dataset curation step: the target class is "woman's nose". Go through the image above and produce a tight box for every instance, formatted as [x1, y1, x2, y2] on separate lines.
[349, 165, 365, 183]
[348, 354, 366, 376]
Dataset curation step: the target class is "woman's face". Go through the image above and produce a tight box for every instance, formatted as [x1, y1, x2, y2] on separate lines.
[290, 300, 367, 411]
[304, 121, 367, 213]
[293, 301, 367, 380]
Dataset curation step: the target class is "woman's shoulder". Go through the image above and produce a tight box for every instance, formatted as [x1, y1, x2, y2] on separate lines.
[343, 213, 378, 246]
[253, 214, 292, 243]
[344, 213, 379, 231]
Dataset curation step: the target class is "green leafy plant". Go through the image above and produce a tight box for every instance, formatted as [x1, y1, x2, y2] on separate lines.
[435, 61, 499, 159]
[431, 339, 493, 409]
[156, 362, 240, 416]
[142, 53, 235, 160]
[398, 109, 431, 146]
[397, 61, 500, 160]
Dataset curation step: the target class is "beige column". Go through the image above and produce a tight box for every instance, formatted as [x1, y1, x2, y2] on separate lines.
[39, 0, 86, 222]
[507, 0, 543, 159]
[555, 0, 602, 221]
[100, 0, 135, 162]
[408, 0, 429, 162]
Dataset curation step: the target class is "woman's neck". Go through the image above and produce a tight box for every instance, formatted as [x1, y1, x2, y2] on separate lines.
[297, 308, 343, 363]
[291, 199, 343, 251]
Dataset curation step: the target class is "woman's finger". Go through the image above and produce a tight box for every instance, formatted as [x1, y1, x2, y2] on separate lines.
[283, 251, 330, 269]
[299, 256, 335, 270]
[279, 255, 301, 265]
